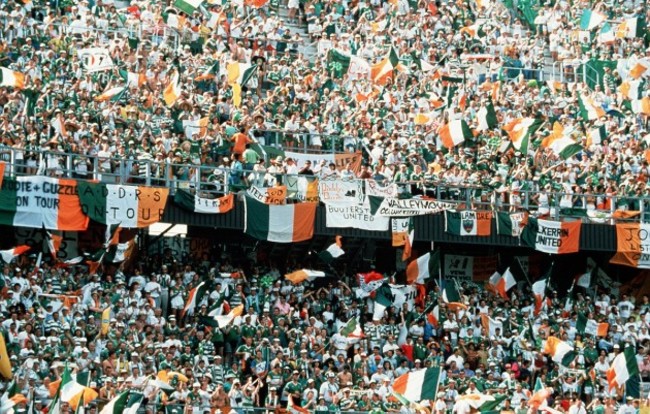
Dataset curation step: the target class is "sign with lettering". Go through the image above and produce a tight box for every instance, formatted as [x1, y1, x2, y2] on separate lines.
[444, 254, 498, 281]
[284, 151, 363, 173]
[318, 179, 364, 206]
[0, 177, 89, 231]
[369, 196, 456, 217]
[365, 180, 398, 199]
[390, 284, 417, 311]
[521, 217, 581, 255]
[15, 228, 79, 261]
[325, 203, 390, 231]
[77, 48, 115, 73]
[247, 186, 287, 205]
[611, 223, 650, 268]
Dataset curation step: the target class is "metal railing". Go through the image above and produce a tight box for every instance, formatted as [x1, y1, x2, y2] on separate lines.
[1, 146, 649, 223]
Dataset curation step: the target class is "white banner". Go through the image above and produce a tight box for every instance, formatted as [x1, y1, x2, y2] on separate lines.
[77, 48, 114, 73]
[370, 197, 456, 217]
[325, 203, 389, 231]
[284, 151, 335, 170]
[246, 186, 267, 203]
[390, 284, 417, 311]
[365, 180, 398, 199]
[318, 179, 364, 206]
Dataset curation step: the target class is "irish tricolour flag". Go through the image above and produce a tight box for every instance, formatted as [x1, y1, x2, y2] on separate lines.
[406, 251, 439, 284]
[0, 245, 30, 264]
[0, 177, 89, 231]
[543, 336, 577, 366]
[578, 93, 606, 120]
[0, 67, 26, 89]
[607, 347, 638, 390]
[77, 182, 169, 228]
[181, 282, 208, 318]
[173, 0, 204, 14]
[580, 9, 605, 30]
[439, 120, 472, 149]
[285, 269, 326, 284]
[392, 368, 441, 402]
[521, 217, 581, 254]
[244, 196, 317, 243]
[503, 117, 543, 154]
[174, 191, 234, 214]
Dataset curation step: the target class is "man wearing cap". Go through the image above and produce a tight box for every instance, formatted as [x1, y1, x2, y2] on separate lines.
[319, 372, 339, 404]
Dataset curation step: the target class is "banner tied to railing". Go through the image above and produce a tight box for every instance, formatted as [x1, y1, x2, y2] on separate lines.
[611, 223, 650, 269]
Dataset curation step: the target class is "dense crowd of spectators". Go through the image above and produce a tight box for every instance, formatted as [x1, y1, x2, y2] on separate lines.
[1, 0, 650, 412]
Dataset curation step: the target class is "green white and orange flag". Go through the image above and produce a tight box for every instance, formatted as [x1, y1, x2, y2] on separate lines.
[77, 182, 169, 228]
[543, 336, 577, 366]
[578, 93, 606, 120]
[0, 67, 26, 89]
[392, 368, 441, 402]
[503, 117, 543, 154]
[370, 47, 400, 85]
[285, 269, 326, 284]
[439, 120, 472, 149]
[541, 122, 583, 159]
[521, 217, 581, 254]
[607, 346, 638, 390]
[0, 177, 89, 231]
[95, 86, 126, 103]
[611, 223, 650, 268]
[163, 71, 181, 107]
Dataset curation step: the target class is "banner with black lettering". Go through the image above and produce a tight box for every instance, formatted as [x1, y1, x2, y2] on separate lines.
[390, 284, 417, 311]
[325, 202, 390, 231]
[444, 254, 498, 281]
[368, 196, 455, 217]
[521, 217, 581, 254]
[365, 180, 398, 199]
[247, 186, 287, 205]
[318, 179, 364, 206]
[610, 223, 650, 268]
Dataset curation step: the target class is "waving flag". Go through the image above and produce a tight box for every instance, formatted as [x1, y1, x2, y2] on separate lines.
[215, 304, 244, 328]
[578, 93, 606, 120]
[119, 70, 146, 88]
[285, 269, 326, 284]
[532, 277, 548, 314]
[503, 117, 544, 154]
[580, 9, 605, 30]
[481, 314, 503, 337]
[541, 122, 583, 159]
[340, 318, 364, 338]
[442, 280, 467, 310]
[95, 86, 126, 102]
[0, 332, 12, 379]
[607, 347, 638, 389]
[318, 236, 345, 264]
[370, 47, 400, 85]
[576, 313, 609, 337]
[173, 0, 204, 14]
[182, 282, 208, 318]
[0, 67, 26, 89]
[195, 61, 219, 81]
[476, 102, 498, 131]
[99, 391, 130, 414]
[406, 251, 439, 284]
[392, 368, 441, 402]
[163, 71, 182, 107]
[0, 245, 30, 263]
[356, 271, 384, 298]
[543, 336, 577, 366]
[439, 120, 472, 149]
[372, 283, 394, 320]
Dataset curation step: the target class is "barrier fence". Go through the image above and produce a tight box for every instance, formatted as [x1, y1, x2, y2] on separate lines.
[0, 146, 648, 223]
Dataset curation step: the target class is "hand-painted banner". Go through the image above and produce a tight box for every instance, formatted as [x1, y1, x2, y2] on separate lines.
[611, 223, 650, 268]
[521, 217, 581, 254]
[318, 179, 364, 206]
[496, 211, 529, 237]
[284, 151, 363, 173]
[77, 182, 169, 228]
[445, 210, 492, 236]
[390, 284, 417, 311]
[247, 186, 287, 205]
[369, 196, 456, 217]
[285, 176, 319, 202]
[77, 48, 114, 73]
[444, 254, 498, 281]
[392, 218, 410, 246]
[365, 180, 398, 199]
[325, 202, 390, 231]
[0, 177, 89, 231]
